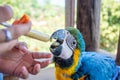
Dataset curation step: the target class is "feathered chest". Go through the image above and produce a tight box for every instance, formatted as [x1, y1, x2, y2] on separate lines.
[55, 66, 86, 80]
[55, 49, 84, 80]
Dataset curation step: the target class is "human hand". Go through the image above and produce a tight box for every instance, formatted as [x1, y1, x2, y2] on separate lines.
[0, 4, 31, 40]
[0, 19, 31, 53]
[0, 42, 52, 79]
[8, 21, 32, 39]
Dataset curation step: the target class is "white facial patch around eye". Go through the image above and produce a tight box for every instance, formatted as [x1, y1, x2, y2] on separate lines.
[66, 35, 76, 51]
[58, 40, 73, 59]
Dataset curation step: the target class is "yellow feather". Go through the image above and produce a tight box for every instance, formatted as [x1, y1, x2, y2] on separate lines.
[55, 49, 81, 80]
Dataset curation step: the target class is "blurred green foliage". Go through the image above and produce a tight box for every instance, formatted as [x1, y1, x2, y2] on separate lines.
[0, 0, 119, 53]
[100, 0, 120, 53]
[0, 0, 65, 52]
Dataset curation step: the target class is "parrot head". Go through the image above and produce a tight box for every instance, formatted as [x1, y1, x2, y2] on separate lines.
[50, 27, 85, 68]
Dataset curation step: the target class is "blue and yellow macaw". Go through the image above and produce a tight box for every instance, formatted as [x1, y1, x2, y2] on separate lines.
[50, 27, 120, 80]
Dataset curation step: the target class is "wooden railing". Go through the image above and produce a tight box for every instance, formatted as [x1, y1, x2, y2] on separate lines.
[116, 33, 120, 65]
[65, 0, 75, 27]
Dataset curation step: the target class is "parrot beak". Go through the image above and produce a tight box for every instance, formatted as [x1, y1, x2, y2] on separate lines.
[50, 29, 65, 57]
[50, 29, 66, 42]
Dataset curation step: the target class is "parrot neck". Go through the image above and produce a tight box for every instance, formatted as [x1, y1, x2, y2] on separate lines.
[72, 48, 81, 71]
[54, 55, 73, 68]
[55, 48, 81, 79]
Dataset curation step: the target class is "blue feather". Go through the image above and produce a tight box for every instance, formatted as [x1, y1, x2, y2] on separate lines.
[77, 52, 117, 80]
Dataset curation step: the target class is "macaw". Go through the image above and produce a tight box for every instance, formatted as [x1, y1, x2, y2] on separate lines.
[50, 27, 120, 80]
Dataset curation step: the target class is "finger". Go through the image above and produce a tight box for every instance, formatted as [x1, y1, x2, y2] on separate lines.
[35, 60, 50, 68]
[13, 21, 32, 31]
[11, 21, 32, 39]
[20, 66, 29, 79]
[0, 5, 13, 22]
[31, 52, 52, 59]
[28, 66, 34, 74]
[15, 42, 28, 49]
[0, 39, 18, 53]
[4, 5, 13, 20]
[15, 42, 28, 53]
[31, 64, 41, 75]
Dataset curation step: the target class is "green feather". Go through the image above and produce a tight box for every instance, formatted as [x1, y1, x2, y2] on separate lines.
[65, 27, 85, 52]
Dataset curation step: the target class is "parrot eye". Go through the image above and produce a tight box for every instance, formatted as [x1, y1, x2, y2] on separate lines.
[67, 32, 69, 34]
[71, 39, 77, 49]
[72, 40, 77, 46]
[66, 34, 77, 51]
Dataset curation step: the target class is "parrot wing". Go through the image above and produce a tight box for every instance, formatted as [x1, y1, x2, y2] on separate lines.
[78, 52, 116, 80]
[112, 66, 120, 80]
